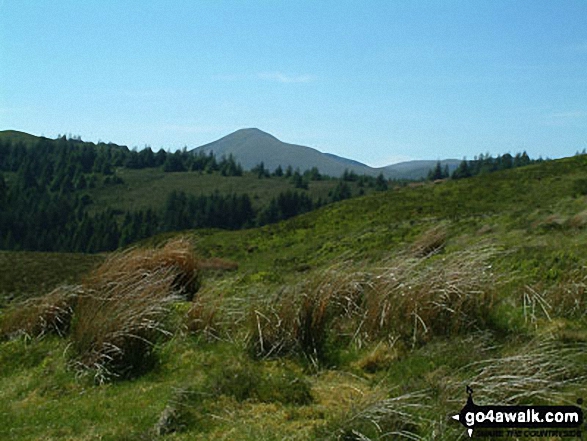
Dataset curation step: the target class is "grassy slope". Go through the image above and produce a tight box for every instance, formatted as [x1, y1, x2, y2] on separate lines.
[187, 155, 587, 273]
[88, 168, 359, 214]
[0, 252, 103, 304]
[2, 155, 587, 440]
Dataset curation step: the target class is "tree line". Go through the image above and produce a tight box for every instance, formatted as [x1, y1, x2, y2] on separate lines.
[427, 152, 542, 180]
[0, 134, 540, 253]
[0, 135, 390, 253]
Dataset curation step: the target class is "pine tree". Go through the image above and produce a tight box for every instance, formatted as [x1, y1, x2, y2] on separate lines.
[428, 161, 444, 181]
[375, 173, 388, 191]
[330, 181, 351, 202]
[0, 173, 7, 206]
[452, 159, 471, 179]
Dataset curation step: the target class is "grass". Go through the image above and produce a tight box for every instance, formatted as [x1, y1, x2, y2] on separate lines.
[3, 155, 587, 439]
[70, 238, 200, 382]
[87, 167, 377, 215]
[0, 285, 80, 339]
[1, 238, 201, 383]
[248, 245, 498, 367]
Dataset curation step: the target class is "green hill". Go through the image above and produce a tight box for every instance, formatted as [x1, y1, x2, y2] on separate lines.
[0, 130, 49, 144]
[2, 146, 587, 439]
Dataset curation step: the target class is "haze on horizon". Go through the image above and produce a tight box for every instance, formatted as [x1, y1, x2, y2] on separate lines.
[1, 1, 586, 167]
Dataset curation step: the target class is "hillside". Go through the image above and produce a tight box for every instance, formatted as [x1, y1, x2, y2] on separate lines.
[0, 130, 48, 144]
[0, 130, 392, 253]
[2, 154, 587, 439]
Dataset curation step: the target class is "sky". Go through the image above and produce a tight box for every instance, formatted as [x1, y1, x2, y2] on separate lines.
[1, 1, 586, 167]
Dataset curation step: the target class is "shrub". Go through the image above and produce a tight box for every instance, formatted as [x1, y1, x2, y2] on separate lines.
[70, 238, 200, 382]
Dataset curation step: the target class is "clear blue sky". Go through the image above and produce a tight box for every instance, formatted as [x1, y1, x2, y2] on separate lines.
[1, 1, 586, 166]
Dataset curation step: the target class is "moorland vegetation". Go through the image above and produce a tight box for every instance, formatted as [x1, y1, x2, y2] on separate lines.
[1, 148, 587, 439]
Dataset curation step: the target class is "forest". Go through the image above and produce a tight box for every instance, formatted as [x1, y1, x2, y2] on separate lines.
[0, 133, 542, 253]
[0, 135, 378, 252]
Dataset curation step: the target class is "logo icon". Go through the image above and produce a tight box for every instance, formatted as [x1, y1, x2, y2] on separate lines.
[452, 386, 583, 438]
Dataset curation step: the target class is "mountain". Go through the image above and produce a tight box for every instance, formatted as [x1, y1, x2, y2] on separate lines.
[192, 128, 456, 179]
[382, 159, 462, 180]
[191, 128, 375, 177]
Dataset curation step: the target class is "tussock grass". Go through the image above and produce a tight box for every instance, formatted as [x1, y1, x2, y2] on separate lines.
[71, 238, 200, 381]
[362, 245, 497, 346]
[545, 267, 587, 319]
[249, 266, 369, 362]
[410, 225, 447, 257]
[250, 245, 498, 362]
[522, 285, 552, 325]
[458, 337, 587, 405]
[84, 237, 200, 301]
[186, 294, 222, 340]
[0, 285, 81, 339]
[250, 292, 299, 359]
[317, 389, 432, 440]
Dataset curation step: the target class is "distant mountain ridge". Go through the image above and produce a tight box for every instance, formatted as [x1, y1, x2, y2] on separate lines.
[191, 128, 460, 179]
[0, 128, 460, 180]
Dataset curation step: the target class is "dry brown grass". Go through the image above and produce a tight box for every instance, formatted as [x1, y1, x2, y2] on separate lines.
[521, 267, 587, 322]
[70, 237, 201, 381]
[84, 237, 200, 301]
[0, 285, 81, 339]
[250, 290, 299, 359]
[248, 265, 370, 362]
[185, 293, 222, 340]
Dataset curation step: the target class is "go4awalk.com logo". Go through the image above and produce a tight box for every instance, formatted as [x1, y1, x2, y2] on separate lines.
[452, 386, 584, 438]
